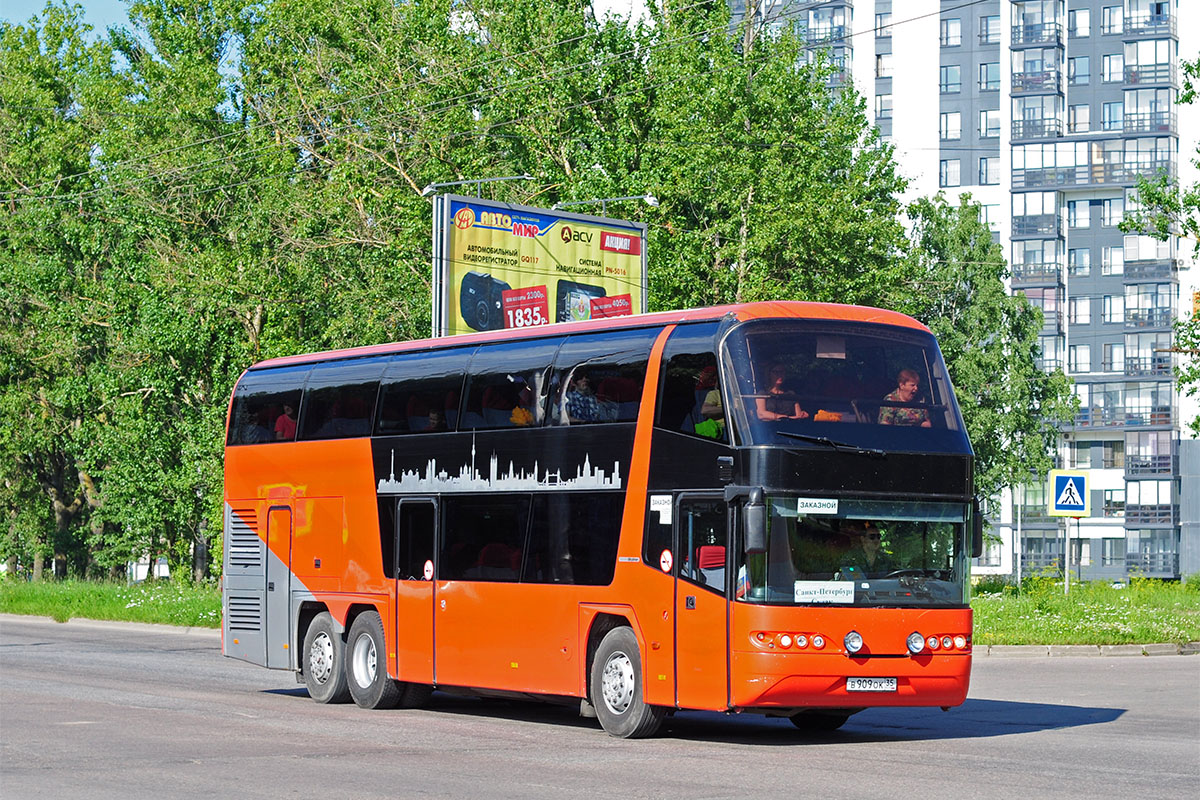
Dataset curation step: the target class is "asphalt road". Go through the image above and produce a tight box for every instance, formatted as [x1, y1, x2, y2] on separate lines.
[1, 615, 1197, 800]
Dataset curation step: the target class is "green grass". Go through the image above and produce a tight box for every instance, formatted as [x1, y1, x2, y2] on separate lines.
[0, 579, 221, 628]
[971, 576, 1200, 646]
[2, 577, 1198, 645]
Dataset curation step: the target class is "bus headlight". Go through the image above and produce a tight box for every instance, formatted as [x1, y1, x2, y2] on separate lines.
[953, 635, 968, 650]
[907, 632, 926, 654]
[844, 631, 863, 654]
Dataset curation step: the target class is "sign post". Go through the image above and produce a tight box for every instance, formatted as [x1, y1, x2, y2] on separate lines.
[1048, 469, 1089, 595]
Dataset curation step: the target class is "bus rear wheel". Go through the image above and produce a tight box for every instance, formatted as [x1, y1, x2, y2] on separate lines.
[303, 611, 350, 704]
[590, 627, 664, 739]
[346, 611, 403, 709]
[789, 710, 854, 732]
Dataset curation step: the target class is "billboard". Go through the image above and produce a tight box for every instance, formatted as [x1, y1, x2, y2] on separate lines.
[432, 194, 647, 337]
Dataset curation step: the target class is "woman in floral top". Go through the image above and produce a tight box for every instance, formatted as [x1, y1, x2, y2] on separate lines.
[878, 368, 931, 427]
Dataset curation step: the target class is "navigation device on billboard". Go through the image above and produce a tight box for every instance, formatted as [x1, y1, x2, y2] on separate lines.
[460, 271, 512, 331]
[556, 280, 606, 323]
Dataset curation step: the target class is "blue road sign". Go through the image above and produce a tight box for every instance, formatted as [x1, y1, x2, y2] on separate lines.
[1048, 469, 1089, 517]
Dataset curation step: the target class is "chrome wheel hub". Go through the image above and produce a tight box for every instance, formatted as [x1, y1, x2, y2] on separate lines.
[600, 650, 635, 715]
[309, 632, 334, 685]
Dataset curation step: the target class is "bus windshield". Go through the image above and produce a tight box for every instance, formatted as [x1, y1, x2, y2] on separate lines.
[722, 320, 969, 453]
[737, 497, 969, 608]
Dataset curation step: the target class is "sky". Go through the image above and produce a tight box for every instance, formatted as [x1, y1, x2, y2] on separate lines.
[2, 0, 133, 33]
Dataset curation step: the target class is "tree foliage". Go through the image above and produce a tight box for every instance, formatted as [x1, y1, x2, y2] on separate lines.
[1, 1, 1056, 579]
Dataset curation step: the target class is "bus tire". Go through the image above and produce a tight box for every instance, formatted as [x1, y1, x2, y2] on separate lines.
[398, 682, 433, 709]
[346, 611, 402, 709]
[590, 627, 664, 738]
[789, 711, 852, 732]
[303, 611, 350, 704]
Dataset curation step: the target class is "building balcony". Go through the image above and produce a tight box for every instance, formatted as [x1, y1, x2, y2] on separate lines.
[1123, 259, 1177, 280]
[1035, 356, 1063, 373]
[1124, 354, 1173, 377]
[1124, 111, 1176, 134]
[1011, 261, 1062, 286]
[803, 25, 848, 44]
[1012, 166, 1083, 190]
[1011, 22, 1063, 47]
[1124, 405, 1176, 428]
[1126, 551, 1179, 578]
[1012, 213, 1062, 237]
[1125, 453, 1178, 477]
[1124, 308, 1174, 330]
[1123, 14, 1177, 38]
[1124, 504, 1177, 527]
[1016, 505, 1057, 524]
[1012, 118, 1064, 140]
[1073, 406, 1126, 429]
[1011, 69, 1063, 94]
[1124, 63, 1177, 86]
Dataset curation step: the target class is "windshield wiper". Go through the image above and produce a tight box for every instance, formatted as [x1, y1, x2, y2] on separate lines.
[777, 431, 886, 459]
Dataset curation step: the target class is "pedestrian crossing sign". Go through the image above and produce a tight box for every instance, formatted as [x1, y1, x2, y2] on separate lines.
[1048, 470, 1089, 517]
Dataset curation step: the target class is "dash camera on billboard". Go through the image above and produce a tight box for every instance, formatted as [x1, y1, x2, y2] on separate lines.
[555, 279, 607, 323]
[460, 271, 512, 331]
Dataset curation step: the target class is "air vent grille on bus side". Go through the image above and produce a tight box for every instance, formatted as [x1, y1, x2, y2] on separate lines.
[226, 594, 263, 631]
[228, 509, 262, 568]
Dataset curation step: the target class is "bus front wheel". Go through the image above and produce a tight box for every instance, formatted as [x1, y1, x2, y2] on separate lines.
[303, 611, 350, 704]
[346, 611, 403, 709]
[590, 627, 664, 738]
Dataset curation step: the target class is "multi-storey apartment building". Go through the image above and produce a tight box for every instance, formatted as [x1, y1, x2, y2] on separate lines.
[730, 0, 1198, 580]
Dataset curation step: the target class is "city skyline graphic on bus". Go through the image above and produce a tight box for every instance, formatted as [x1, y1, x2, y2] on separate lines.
[376, 439, 622, 494]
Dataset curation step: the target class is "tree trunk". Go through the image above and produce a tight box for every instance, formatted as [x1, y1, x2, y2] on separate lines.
[192, 519, 209, 583]
[32, 553, 44, 582]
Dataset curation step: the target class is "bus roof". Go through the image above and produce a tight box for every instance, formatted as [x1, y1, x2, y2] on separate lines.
[249, 301, 931, 371]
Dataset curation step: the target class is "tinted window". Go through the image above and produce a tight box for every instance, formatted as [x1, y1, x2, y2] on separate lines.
[376, 348, 473, 434]
[549, 328, 657, 426]
[655, 322, 723, 440]
[524, 493, 623, 585]
[299, 357, 387, 440]
[227, 365, 310, 445]
[461, 338, 561, 430]
[441, 495, 530, 582]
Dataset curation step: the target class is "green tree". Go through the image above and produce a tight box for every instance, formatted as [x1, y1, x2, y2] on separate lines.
[902, 195, 1076, 501]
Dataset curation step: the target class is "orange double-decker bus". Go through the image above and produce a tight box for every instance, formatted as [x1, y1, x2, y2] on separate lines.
[223, 301, 982, 737]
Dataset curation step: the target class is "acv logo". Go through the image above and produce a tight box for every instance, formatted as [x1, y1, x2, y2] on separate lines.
[560, 225, 593, 244]
[454, 208, 475, 230]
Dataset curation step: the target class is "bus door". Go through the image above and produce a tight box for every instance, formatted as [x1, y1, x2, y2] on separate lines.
[674, 495, 730, 710]
[265, 505, 292, 669]
[394, 498, 437, 685]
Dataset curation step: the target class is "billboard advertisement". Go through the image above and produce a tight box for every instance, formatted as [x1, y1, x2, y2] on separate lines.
[432, 194, 647, 337]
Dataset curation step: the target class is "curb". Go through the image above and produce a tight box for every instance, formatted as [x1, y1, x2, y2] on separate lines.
[980, 641, 1200, 657]
[0, 613, 220, 638]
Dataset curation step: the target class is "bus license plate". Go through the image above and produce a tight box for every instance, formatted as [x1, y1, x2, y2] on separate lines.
[846, 677, 897, 692]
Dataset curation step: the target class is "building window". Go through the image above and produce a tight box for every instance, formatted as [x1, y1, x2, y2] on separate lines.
[1069, 103, 1091, 133]
[1102, 245, 1124, 275]
[1068, 248, 1091, 276]
[1069, 8, 1091, 37]
[1069, 295, 1092, 325]
[875, 12, 892, 37]
[941, 18, 962, 47]
[1068, 56, 1090, 85]
[980, 15, 1000, 45]
[1102, 295, 1125, 323]
[1102, 198, 1125, 226]
[1102, 101, 1124, 131]
[875, 53, 893, 78]
[980, 204, 1000, 230]
[1103, 490, 1125, 518]
[1069, 441, 1092, 469]
[979, 109, 1000, 138]
[1067, 199, 1089, 228]
[1102, 54, 1124, 82]
[940, 112, 961, 140]
[875, 93, 893, 119]
[979, 62, 1000, 90]
[1102, 342, 1125, 372]
[1101, 6, 1123, 35]
[940, 65, 962, 93]
[940, 159, 961, 188]
[979, 157, 1000, 185]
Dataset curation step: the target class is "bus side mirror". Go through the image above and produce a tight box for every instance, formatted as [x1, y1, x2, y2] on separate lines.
[744, 487, 766, 555]
[971, 497, 984, 559]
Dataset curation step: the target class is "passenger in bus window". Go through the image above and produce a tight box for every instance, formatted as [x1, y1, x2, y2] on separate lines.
[274, 403, 298, 441]
[565, 371, 604, 423]
[878, 368, 931, 427]
[423, 409, 448, 432]
[755, 363, 810, 421]
[697, 374, 726, 439]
